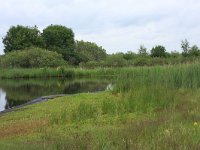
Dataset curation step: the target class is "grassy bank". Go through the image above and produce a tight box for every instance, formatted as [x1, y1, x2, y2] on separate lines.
[0, 64, 200, 149]
[0, 67, 121, 79]
[1, 62, 200, 79]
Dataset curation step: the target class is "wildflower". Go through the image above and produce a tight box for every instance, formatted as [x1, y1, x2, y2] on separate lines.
[194, 122, 198, 126]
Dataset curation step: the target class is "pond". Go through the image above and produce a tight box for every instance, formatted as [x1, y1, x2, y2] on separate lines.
[0, 78, 112, 112]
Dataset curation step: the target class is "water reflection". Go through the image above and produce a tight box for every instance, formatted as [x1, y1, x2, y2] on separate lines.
[0, 78, 112, 112]
[0, 89, 7, 112]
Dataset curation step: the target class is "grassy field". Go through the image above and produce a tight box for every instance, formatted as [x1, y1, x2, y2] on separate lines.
[0, 64, 200, 149]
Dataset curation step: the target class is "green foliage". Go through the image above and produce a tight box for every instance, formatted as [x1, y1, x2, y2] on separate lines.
[78, 54, 200, 68]
[3, 25, 43, 53]
[0, 48, 66, 68]
[151, 45, 166, 57]
[123, 51, 136, 60]
[75, 40, 107, 62]
[42, 25, 75, 60]
[2, 24, 82, 65]
[105, 53, 127, 67]
[181, 39, 200, 57]
[80, 61, 102, 69]
[188, 45, 200, 56]
[72, 102, 98, 121]
[62, 51, 81, 65]
[0, 67, 122, 79]
[138, 45, 148, 56]
[133, 57, 151, 66]
[42, 25, 75, 51]
[181, 39, 190, 57]
[115, 64, 200, 93]
[3, 24, 200, 69]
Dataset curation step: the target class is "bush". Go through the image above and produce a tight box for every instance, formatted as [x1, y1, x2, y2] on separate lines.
[75, 40, 107, 62]
[105, 54, 127, 67]
[188, 45, 200, 57]
[79, 61, 101, 69]
[133, 57, 151, 66]
[0, 48, 66, 68]
[151, 45, 166, 57]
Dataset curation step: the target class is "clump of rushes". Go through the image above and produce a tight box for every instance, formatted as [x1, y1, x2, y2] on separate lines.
[0, 67, 121, 79]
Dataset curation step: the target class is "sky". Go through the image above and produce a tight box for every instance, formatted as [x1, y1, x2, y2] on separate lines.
[0, 0, 200, 54]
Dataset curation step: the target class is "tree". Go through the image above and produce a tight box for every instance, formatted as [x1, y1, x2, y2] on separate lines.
[188, 45, 200, 56]
[2, 25, 43, 53]
[150, 45, 166, 57]
[75, 40, 107, 62]
[105, 53, 127, 67]
[42, 25, 75, 60]
[123, 51, 136, 60]
[138, 45, 148, 56]
[181, 39, 190, 57]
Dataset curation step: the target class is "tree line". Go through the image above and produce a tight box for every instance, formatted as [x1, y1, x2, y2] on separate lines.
[2, 25, 106, 66]
[1, 24, 200, 68]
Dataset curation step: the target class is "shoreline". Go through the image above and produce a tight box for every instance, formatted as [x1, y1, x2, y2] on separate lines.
[0, 94, 67, 115]
[0, 91, 104, 115]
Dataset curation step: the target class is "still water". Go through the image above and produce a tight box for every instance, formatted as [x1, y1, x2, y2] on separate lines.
[0, 78, 112, 112]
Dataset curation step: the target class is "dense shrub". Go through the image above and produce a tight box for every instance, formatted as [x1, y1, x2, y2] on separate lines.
[188, 45, 200, 56]
[123, 51, 137, 60]
[79, 61, 102, 69]
[133, 57, 151, 66]
[151, 45, 166, 57]
[104, 54, 127, 67]
[75, 40, 107, 62]
[0, 48, 66, 68]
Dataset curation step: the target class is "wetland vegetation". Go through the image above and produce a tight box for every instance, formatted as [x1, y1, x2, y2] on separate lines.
[0, 25, 200, 149]
[0, 64, 199, 149]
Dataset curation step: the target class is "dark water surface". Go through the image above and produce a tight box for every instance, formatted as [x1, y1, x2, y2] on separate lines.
[0, 78, 112, 112]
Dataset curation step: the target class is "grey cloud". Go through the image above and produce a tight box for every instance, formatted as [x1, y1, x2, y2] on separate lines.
[0, 0, 200, 54]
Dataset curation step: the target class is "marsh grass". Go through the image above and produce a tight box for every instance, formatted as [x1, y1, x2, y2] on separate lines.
[0, 67, 121, 79]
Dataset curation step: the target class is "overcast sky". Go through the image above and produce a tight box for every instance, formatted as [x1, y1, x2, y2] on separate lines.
[0, 0, 200, 54]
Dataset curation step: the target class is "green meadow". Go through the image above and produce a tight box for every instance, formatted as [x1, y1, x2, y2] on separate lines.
[0, 64, 200, 149]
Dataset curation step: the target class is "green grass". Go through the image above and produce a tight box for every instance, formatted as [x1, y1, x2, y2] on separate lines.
[0, 64, 200, 149]
[0, 67, 121, 79]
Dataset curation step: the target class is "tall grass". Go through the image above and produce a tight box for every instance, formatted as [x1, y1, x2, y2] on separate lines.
[0, 67, 121, 79]
[48, 63, 200, 124]
[0, 63, 200, 149]
[115, 63, 200, 92]
[110, 63, 200, 114]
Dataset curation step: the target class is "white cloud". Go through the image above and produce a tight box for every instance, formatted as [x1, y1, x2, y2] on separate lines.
[0, 0, 200, 54]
